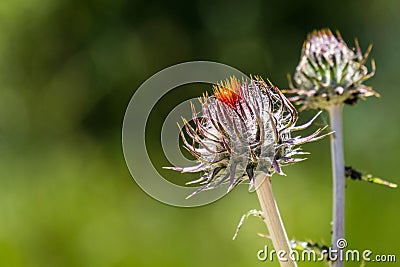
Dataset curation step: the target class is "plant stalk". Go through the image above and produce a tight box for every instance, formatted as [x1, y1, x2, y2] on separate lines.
[256, 174, 298, 267]
[329, 104, 345, 267]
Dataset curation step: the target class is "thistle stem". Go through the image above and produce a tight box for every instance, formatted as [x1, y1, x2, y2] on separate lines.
[256, 174, 298, 267]
[328, 104, 345, 267]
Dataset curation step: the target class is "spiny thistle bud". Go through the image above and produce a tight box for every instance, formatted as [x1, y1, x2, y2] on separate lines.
[289, 29, 379, 110]
[165, 77, 330, 198]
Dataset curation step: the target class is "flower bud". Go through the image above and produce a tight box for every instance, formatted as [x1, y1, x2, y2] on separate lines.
[290, 29, 378, 110]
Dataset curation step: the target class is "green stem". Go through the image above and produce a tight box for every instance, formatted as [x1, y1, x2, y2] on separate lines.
[256, 174, 298, 267]
[329, 104, 345, 267]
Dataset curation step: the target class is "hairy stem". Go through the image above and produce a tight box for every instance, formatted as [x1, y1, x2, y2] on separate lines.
[329, 104, 345, 267]
[256, 174, 298, 267]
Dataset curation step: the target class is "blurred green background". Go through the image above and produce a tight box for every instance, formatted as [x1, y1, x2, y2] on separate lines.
[0, 0, 399, 266]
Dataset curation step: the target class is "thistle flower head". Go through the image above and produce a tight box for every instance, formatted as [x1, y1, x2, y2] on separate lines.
[289, 29, 378, 110]
[166, 77, 329, 197]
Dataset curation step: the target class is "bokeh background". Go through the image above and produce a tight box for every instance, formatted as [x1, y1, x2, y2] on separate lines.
[0, 0, 399, 266]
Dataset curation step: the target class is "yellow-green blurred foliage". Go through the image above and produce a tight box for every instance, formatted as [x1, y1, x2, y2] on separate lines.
[0, 0, 399, 266]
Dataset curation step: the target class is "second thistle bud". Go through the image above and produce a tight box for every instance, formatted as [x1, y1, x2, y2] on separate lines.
[290, 29, 379, 110]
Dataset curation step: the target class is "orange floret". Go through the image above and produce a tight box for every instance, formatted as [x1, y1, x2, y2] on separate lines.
[213, 77, 241, 108]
